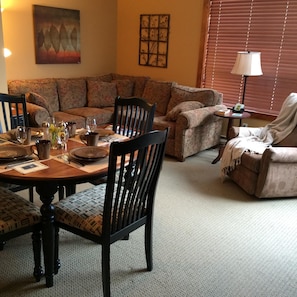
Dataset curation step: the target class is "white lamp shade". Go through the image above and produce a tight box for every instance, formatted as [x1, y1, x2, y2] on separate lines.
[231, 51, 263, 76]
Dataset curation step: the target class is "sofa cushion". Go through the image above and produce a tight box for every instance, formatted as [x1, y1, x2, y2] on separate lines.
[153, 116, 176, 139]
[57, 78, 87, 111]
[165, 101, 204, 121]
[142, 80, 172, 115]
[8, 79, 59, 114]
[167, 84, 221, 113]
[87, 80, 117, 108]
[26, 92, 50, 113]
[65, 107, 113, 126]
[112, 79, 134, 97]
[111, 74, 150, 97]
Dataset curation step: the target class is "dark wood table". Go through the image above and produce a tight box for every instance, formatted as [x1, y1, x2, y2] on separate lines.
[212, 110, 251, 164]
[0, 138, 112, 287]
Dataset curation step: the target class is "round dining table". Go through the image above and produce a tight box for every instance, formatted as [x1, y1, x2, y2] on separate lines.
[0, 138, 112, 287]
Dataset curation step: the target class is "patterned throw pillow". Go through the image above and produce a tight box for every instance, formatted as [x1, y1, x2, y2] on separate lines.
[112, 79, 134, 97]
[142, 80, 172, 115]
[87, 80, 117, 108]
[111, 74, 150, 97]
[57, 78, 87, 111]
[26, 92, 50, 112]
[165, 101, 204, 121]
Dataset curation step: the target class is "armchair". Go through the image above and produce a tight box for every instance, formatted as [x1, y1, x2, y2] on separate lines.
[221, 92, 297, 198]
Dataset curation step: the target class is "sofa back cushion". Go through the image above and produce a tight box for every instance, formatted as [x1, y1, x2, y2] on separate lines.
[86, 74, 113, 83]
[167, 84, 222, 113]
[142, 80, 172, 115]
[8, 79, 59, 115]
[57, 78, 87, 111]
[112, 73, 150, 97]
[87, 80, 117, 108]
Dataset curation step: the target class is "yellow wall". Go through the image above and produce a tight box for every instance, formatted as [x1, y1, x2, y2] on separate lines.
[1, 0, 117, 80]
[0, 4, 7, 92]
[117, 0, 204, 87]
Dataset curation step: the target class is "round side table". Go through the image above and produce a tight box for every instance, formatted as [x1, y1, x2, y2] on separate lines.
[212, 110, 251, 164]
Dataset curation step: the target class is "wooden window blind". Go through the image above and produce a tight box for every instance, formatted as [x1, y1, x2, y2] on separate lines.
[201, 0, 297, 116]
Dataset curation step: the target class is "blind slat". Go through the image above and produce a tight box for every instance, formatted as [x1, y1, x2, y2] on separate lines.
[202, 0, 297, 115]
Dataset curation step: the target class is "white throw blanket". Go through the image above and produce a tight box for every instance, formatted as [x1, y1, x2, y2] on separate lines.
[221, 92, 297, 177]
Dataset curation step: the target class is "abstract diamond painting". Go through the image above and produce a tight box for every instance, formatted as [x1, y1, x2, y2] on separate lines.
[33, 5, 81, 64]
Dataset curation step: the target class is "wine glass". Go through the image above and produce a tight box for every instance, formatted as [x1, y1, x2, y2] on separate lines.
[16, 126, 27, 145]
[87, 118, 97, 133]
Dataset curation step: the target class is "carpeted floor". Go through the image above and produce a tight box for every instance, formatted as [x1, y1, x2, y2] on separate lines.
[1, 148, 297, 297]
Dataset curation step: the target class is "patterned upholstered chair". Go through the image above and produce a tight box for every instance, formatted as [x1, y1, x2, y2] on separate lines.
[0, 187, 43, 281]
[54, 129, 169, 297]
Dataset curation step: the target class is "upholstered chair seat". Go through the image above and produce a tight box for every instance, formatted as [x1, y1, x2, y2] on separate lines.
[0, 187, 43, 282]
[55, 185, 106, 236]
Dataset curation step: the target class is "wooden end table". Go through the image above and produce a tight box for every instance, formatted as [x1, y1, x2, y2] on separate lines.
[212, 110, 251, 164]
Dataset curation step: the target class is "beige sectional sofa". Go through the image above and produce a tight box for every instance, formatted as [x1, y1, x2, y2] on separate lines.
[8, 73, 226, 161]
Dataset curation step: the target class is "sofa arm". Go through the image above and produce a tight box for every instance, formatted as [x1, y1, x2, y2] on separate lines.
[256, 147, 297, 198]
[26, 102, 50, 127]
[176, 104, 227, 129]
[262, 147, 297, 163]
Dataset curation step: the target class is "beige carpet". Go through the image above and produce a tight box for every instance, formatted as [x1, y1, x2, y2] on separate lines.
[1, 148, 297, 297]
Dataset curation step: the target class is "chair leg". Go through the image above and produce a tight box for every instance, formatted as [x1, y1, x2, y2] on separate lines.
[58, 186, 65, 201]
[32, 228, 44, 282]
[29, 186, 34, 203]
[102, 244, 111, 297]
[0, 241, 6, 251]
[145, 222, 153, 271]
[54, 226, 61, 274]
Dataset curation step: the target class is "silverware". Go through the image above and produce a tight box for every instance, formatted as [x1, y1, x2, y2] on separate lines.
[5, 159, 35, 169]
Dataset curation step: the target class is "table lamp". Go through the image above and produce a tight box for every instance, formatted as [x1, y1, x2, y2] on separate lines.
[231, 51, 263, 107]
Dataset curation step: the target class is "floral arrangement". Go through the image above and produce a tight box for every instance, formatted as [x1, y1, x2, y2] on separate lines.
[49, 122, 67, 149]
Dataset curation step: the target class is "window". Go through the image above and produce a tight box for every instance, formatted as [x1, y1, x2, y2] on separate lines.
[199, 0, 297, 116]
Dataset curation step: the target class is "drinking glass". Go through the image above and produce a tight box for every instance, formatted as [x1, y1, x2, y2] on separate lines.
[16, 126, 27, 145]
[87, 118, 97, 132]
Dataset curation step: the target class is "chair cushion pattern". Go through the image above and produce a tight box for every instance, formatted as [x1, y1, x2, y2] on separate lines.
[0, 187, 41, 234]
[54, 184, 107, 236]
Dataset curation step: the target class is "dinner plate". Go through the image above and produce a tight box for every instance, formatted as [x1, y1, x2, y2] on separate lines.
[70, 146, 108, 162]
[0, 145, 29, 161]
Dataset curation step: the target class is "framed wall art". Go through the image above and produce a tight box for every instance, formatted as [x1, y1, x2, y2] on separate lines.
[33, 5, 81, 64]
[139, 14, 170, 68]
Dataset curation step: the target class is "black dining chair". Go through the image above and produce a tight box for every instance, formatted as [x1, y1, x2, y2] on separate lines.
[54, 129, 169, 297]
[89, 96, 156, 187]
[0, 187, 43, 282]
[61, 96, 156, 197]
[112, 96, 156, 138]
[0, 93, 34, 202]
